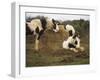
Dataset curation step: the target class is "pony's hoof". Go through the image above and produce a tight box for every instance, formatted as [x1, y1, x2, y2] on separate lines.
[80, 47, 85, 52]
[74, 50, 78, 53]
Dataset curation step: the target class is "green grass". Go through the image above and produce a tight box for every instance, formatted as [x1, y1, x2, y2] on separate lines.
[26, 30, 89, 67]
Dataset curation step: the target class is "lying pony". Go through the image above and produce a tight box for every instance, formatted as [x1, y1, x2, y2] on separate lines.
[62, 32, 84, 52]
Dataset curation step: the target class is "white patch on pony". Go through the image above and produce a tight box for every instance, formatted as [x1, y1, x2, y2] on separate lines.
[65, 24, 75, 35]
[62, 36, 73, 49]
[26, 19, 42, 32]
[56, 23, 59, 31]
[53, 29, 58, 32]
[76, 37, 80, 48]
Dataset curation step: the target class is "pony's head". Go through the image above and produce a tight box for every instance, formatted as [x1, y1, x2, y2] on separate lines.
[52, 19, 59, 32]
[73, 31, 80, 39]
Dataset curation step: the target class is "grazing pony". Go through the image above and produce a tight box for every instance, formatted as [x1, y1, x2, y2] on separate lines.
[64, 24, 75, 36]
[62, 32, 84, 52]
[26, 17, 59, 51]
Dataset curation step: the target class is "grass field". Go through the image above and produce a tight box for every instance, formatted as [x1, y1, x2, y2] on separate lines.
[26, 27, 89, 67]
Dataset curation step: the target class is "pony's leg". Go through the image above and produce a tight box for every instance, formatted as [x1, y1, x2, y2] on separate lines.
[35, 34, 39, 51]
[79, 47, 85, 52]
[38, 30, 44, 40]
[34, 30, 44, 51]
[70, 48, 78, 53]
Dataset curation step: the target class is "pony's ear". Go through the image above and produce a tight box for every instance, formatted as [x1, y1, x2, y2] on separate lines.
[52, 18, 55, 23]
[75, 31, 80, 38]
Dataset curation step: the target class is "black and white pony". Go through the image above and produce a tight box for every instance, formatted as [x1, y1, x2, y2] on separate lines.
[26, 17, 59, 51]
[62, 32, 84, 52]
[64, 24, 75, 37]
